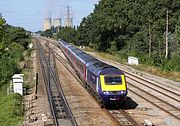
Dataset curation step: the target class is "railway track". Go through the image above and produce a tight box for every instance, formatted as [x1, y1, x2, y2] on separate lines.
[88, 52, 180, 122]
[127, 83, 180, 120]
[36, 39, 77, 126]
[116, 68, 180, 121]
[41, 38, 180, 124]
[125, 72, 180, 103]
[108, 110, 138, 126]
[47, 44, 139, 126]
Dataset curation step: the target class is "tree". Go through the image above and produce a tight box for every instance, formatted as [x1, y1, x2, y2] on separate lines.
[3, 26, 30, 49]
[56, 27, 77, 45]
[76, 0, 180, 71]
[0, 17, 5, 42]
[0, 17, 31, 85]
[41, 29, 53, 38]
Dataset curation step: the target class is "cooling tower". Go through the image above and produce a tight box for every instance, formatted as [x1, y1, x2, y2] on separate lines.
[43, 18, 52, 31]
[64, 18, 73, 28]
[53, 18, 62, 28]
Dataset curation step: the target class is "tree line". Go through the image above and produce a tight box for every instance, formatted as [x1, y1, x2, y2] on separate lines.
[0, 17, 31, 86]
[42, 0, 180, 72]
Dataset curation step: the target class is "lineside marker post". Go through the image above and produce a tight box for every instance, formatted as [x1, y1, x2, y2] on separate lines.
[29, 100, 30, 110]
[35, 73, 38, 99]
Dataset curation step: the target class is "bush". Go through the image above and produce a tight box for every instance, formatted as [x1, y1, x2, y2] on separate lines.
[0, 56, 19, 86]
[162, 58, 180, 72]
[27, 48, 33, 57]
[116, 50, 128, 60]
[0, 93, 24, 126]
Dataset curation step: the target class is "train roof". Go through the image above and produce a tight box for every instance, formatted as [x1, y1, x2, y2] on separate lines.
[60, 40, 74, 48]
[87, 60, 115, 75]
[66, 44, 98, 64]
[68, 46, 86, 59]
[76, 53, 96, 64]
[71, 48, 85, 56]
[68, 46, 77, 50]
[65, 44, 96, 64]
[60, 40, 69, 46]
[59, 40, 120, 75]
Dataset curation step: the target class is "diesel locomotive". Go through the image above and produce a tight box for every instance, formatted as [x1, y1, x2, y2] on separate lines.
[58, 40, 127, 105]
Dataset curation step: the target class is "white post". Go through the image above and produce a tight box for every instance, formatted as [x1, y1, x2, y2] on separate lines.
[165, 9, 169, 58]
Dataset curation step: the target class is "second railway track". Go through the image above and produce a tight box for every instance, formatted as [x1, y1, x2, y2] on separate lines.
[36, 39, 77, 126]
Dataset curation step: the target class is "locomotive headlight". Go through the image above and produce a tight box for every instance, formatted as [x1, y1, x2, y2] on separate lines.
[120, 91, 126, 94]
[103, 91, 109, 95]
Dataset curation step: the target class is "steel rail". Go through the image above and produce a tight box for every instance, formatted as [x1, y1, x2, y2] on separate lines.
[45, 46, 77, 126]
[109, 110, 139, 126]
[35, 39, 59, 126]
[49, 46, 139, 126]
[128, 82, 180, 121]
[126, 74, 180, 103]
[124, 71, 180, 97]
[50, 49, 78, 126]
[36, 38, 77, 126]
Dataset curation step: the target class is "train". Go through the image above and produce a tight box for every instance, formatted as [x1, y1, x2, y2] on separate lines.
[58, 40, 127, 106]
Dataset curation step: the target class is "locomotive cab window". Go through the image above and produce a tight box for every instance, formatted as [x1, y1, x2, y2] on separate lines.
[104, 76, 122, 85]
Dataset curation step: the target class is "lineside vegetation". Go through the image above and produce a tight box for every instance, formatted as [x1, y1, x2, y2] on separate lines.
[0, 16, 31, 125]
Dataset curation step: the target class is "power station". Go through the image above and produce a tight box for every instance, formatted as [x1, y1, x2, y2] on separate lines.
[53, 18, 62, 28]
[64, 18, 73, 28]
[43, 5, 73, 31]
[43, 18, 52, 31]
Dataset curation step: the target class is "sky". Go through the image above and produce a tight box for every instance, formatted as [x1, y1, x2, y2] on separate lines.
[0, 0, 99, 32]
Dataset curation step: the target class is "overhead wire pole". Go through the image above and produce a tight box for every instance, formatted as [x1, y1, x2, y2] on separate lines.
[67, 5, 70, 27]
[149, 26, 152, 58]
[64, 5, 73, 27]
[165, 9, 169, 59]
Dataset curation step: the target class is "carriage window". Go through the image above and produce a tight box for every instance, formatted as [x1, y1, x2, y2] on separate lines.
[104, 76, 122, 85]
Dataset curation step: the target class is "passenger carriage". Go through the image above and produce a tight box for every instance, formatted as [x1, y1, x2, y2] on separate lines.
[58, 40, 127, 105]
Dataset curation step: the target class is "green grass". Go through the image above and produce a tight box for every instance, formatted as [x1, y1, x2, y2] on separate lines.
[0, 84, 24, 126]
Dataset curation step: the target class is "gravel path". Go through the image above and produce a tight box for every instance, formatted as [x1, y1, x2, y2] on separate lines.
[23, 38, 52, 126]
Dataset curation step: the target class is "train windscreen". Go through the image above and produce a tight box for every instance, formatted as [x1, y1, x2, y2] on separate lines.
[104, 76, 122, 85]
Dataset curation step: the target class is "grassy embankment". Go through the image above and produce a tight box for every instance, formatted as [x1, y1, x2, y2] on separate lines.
[0, 84, 24, 126]
[0, 55, 33, 126]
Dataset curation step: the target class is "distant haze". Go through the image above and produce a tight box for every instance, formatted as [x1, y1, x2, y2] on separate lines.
[44, 0, 66, 18]
[0, 0, 99, 31]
